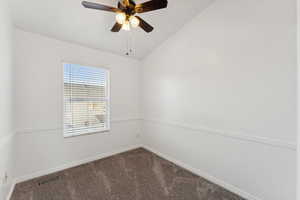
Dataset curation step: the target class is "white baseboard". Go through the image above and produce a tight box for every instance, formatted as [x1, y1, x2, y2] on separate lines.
[6, 182, 16, 200]
[142, 144, 263, 200]
[10, 143, 262, 200]
[14, 144, 142, 184]
[0, 181, 16, 200]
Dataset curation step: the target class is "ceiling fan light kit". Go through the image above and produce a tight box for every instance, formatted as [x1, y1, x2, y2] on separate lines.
[129, 16, 140, 28]
[115, 13, 139, 31]
[82, 0, 168, 33]
[122, 20, 131, 31]
[115, 12, 126, 25]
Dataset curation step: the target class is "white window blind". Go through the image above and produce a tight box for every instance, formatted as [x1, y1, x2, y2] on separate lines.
[63, 63, 110, 137]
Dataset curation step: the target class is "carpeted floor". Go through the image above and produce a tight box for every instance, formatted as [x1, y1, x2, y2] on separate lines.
[11, 148, 245, 200]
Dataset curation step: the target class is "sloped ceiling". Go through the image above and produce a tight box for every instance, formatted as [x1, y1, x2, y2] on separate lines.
[10, 0, 215, 59]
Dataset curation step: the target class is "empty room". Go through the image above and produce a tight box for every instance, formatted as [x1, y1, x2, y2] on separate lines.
[0, 0, 298, 200]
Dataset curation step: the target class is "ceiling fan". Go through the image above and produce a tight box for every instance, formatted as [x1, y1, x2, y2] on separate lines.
[82, 0, 168, 33]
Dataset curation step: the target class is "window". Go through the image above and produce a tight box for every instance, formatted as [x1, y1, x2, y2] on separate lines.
[63, 63, 110, 137]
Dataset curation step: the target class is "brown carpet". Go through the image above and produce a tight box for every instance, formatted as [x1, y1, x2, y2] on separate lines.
[11, 148, 245, 200]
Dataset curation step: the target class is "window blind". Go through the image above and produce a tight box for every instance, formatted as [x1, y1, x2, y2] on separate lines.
[63, 63, 109, 137]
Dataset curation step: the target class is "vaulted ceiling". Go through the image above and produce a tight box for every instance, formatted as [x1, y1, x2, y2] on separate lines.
[10, 0, 215, 59]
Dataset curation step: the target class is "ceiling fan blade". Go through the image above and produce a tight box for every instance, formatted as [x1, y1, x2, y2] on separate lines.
[128, 0, 136, 6]
[118, 1, 126, 9]
[111, 22, 122, 32]
[82, 1, 121, 13]
[135, 0, 168, 13]
[135, 16, 154, 33]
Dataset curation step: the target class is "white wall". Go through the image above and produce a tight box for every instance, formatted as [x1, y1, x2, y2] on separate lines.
[297, 0, 300, 199]
[14, 29, 141, 179]
[0, 0, 15, 199]
[141, 0, 297, 200]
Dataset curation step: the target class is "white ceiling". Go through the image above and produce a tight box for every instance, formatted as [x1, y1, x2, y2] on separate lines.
[10, 0, 215, 59]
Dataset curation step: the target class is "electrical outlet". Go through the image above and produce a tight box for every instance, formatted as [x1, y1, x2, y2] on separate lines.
[0, 172, 8, 185]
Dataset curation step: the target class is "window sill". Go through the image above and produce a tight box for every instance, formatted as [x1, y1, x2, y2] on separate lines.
[63, 128, 110, 138]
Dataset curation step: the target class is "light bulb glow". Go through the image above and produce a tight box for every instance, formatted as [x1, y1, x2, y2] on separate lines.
[122, 21, 130, 31]
[129, 16, 140, 28]
[115, 12, 126, 24]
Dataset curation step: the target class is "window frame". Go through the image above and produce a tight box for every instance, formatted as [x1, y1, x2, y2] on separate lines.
[62, 62, 110, 138]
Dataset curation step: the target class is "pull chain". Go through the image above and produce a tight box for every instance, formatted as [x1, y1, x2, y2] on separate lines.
[125, 31, 134, 56]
